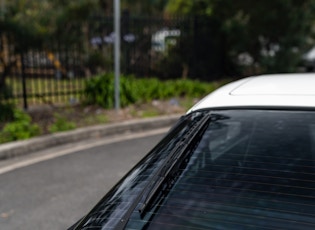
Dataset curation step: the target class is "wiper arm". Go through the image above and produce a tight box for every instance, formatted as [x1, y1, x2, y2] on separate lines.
[114, 112, 225, 230]
[138, 112, 213, 214]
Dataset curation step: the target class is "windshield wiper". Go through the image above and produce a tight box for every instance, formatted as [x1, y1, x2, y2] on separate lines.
[138, 112, 212, 215]
[138, 113, 230, 216]
[114, 112, 226, 230]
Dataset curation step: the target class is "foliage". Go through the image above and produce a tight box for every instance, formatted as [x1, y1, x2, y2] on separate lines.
[165, 0, 315, 75]
[83, 113, 108, 125]
[49, 114, 76, 133]
[0, 83, 13, 99]
[86, 50, 109, 75]
[0, 0, 100, 96]
[2, 0, 95, 48]
[0, 83, 14, 122]
[121, 0, 168, 16]
[0, 109, 40, 143]
[0, 102, 14, 122]
[165, 0, 212, 16]
[84, 73, 226, 109]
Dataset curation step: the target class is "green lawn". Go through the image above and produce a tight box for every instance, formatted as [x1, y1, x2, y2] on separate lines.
[5, 77, 86, 106]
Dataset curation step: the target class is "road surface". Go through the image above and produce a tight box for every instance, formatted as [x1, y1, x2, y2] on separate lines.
[0, 129, 167, 230]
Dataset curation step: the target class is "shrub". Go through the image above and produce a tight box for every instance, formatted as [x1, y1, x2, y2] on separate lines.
[84, 73, 228, 108]
[84, 73, 115, 108]
[49, 114, 76, 133]
[0, 109, 40, 143]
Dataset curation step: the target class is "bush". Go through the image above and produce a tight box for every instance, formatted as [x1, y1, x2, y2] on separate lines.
[83, 73, 226, 109]
[49, 114, 76, 133]
[0, 109, 40, 143]
[85, 73, 114, 108]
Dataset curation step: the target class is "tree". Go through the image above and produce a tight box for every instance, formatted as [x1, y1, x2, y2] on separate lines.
[165, 0, 315, 76]
[165, 0, 213, 16]
[221, 0, 315, 73]
[121, 0, 168, 16]
[0, 0, 52, 98]
[0, 0, 100, 97]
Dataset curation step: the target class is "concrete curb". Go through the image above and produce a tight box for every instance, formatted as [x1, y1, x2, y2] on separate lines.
[0, 115, 181, 161]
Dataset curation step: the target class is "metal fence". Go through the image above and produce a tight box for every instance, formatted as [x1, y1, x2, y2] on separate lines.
[0, 15, 224, 109]
[2, 46, 87, 109]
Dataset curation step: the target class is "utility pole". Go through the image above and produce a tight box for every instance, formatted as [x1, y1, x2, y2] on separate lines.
[114, 0, 120, 111]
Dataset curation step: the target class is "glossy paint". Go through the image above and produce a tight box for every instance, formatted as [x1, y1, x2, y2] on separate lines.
[188, 73, 315, 112]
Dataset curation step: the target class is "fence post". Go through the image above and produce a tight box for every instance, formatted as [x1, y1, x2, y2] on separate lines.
[20, 53, 28, 110]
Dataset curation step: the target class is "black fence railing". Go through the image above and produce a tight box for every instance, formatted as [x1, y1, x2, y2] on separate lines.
[2, 45, 88, 109]
[0, 15, 228, 109]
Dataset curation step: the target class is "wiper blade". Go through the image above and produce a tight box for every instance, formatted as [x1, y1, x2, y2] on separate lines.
[138, 112, 213, 214]
[114, 112, 224, 230]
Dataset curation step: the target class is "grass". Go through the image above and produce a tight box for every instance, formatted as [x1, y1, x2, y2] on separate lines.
[5, 77, 85, 106]
[82, 113, 109, 126]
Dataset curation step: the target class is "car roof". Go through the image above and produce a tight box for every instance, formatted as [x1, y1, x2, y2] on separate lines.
[188, 73, 315, 113]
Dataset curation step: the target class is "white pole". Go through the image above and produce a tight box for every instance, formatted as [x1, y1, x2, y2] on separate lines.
[114, 0, 120, 111]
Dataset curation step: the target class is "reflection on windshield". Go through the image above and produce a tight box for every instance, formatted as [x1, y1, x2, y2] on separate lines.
[133, 110, 315, 230]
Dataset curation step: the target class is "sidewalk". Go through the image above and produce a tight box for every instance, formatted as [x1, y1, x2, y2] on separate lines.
[0, 115, 180, 161]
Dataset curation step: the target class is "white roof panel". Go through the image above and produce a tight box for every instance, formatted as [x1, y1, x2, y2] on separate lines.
[188, 73, 315, 113]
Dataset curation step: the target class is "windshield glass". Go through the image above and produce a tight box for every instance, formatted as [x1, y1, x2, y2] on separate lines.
[127, 110, 315, 230]
[73, 112, 206, 230]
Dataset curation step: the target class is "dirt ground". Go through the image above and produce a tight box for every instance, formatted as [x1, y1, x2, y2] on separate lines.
[27, 98, 192, 135]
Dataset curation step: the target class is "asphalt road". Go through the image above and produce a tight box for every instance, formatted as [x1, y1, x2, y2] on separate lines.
[0, 129, 167, 230]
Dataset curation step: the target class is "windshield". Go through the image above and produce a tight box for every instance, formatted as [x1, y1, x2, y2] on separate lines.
[126, 110, 315, 229]
[72, 112, 206, 230]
